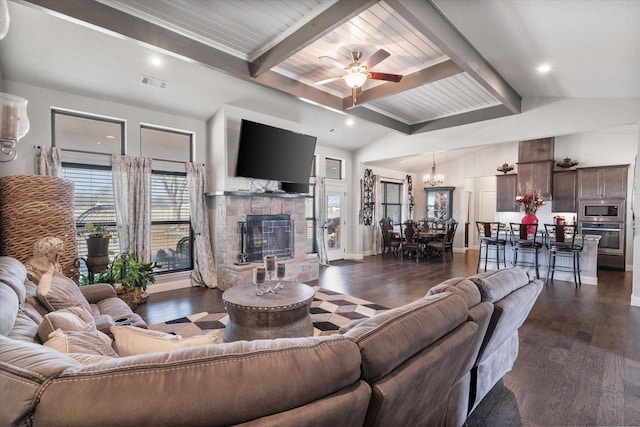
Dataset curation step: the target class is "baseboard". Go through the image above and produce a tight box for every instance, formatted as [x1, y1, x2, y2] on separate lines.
[631, 294, 640, 307]
[148, 271, 192, 294]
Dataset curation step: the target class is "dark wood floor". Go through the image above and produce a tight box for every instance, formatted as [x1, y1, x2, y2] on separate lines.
[136, 252, 640, 426]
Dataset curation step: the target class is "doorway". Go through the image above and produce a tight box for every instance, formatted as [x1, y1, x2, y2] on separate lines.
[325, 184, 346, 261]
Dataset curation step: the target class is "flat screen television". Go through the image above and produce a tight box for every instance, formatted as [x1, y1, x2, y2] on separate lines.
[234, 119, 316, 192]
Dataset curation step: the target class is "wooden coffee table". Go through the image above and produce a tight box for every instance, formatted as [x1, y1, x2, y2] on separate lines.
[222, 282, 315, 342]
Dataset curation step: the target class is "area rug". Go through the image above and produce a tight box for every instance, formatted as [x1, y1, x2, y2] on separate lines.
[148, 286, 388, 338]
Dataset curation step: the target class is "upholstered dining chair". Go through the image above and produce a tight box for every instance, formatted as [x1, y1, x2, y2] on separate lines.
[544, 223, 584, 287]
[401, 220, 421, 261]
[426, 218, 458, 262]
[476, 221, 507, 273]
[509, 222, 543, 279]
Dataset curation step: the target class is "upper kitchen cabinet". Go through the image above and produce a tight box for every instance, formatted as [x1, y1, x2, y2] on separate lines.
[496, 174, 518, 212]
[577, 165, 628, 199]
[552, 170, 577, 212]
[518, 138, 554, 163]
[516, 161, 553, 199]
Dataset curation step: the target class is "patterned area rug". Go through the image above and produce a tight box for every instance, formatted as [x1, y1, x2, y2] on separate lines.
[149, 286, 388, 338]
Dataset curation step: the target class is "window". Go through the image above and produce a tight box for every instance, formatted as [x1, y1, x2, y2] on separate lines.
[150, 172, 192, 272]
[381, 181, 402, 225]
[305, 184, 317, 253]
[325, 158, 342, 179]
[54, 111, 194, 278]
[142, 125, 194, 273]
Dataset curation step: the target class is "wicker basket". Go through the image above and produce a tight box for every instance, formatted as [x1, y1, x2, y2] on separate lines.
[0, 175, 79, 282]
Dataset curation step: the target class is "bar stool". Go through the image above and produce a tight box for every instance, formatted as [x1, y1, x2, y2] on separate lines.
[509, 222, 542, 279]
[476, 221, 507, 273]
[544, 223, 584, 287]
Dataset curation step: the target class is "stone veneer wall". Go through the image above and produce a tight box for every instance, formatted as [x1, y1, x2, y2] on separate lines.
[210, 193, 319, 290]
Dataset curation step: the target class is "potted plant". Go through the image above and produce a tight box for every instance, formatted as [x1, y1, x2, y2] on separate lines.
[94, 248, 160, 309]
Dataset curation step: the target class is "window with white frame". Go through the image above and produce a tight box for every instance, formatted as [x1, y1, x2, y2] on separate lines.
[325, 157, 342, 179]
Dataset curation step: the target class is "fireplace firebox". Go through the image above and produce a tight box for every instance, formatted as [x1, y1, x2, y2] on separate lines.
[239, 214, 294, 263]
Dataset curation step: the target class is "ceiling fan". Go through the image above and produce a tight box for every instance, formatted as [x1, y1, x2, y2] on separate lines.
[314, 49, 403, 105]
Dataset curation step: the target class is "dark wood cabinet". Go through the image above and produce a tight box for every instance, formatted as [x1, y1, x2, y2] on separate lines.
[516, 161, 553, 199]
[496, 174, 518, 212]
[518, 138, 554, 163]
[577, 165, 628, 199]
[552, 170, 577, 212]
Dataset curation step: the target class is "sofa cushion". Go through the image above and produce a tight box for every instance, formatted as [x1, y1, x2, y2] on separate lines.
[111, 325, 224, 356]
[341, 292, 469, 382]
[44, 329, 118, 357]
[37, 270, 91, 313]
[0, 284, 19, 336]
[0, 256, 28, 306]
[427, 277, 482, 308]
[468, 267, 532, 302]
[38, 306, 96, 342]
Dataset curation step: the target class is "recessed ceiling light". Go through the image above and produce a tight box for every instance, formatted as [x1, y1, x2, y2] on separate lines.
[346, 118, 355, 126]
[537, 63, 552, 74]
[105, 135, 115, 139]
[151, 56, 162, 67]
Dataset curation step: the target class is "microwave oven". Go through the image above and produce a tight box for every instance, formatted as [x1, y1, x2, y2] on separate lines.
[577, 199, 625, 222]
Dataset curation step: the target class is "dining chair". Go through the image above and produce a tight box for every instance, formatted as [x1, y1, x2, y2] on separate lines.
[476, 221, 507, 273]
[426, 218, 458, 262]
[509, 222, 542, 279]
[544, 223, 584, 287]
[401, 220, 422, 262]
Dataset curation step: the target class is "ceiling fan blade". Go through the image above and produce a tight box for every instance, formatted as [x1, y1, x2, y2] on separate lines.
[369, 72, 403, 83]
[320, 56, 347, 70]
[314, 76, 343, 85]
[363, 49, 390, 70]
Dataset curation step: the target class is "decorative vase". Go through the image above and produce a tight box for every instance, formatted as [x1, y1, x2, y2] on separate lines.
[521, 214, 538, 234]
[86, 236, 110, 274]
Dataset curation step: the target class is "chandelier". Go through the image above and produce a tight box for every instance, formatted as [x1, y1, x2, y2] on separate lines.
[423, 153, 445, 186]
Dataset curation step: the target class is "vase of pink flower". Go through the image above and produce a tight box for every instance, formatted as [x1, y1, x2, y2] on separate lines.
[515, 190, 545, 233]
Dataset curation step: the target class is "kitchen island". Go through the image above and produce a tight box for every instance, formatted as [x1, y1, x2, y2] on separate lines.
[481, 234, 601, 285]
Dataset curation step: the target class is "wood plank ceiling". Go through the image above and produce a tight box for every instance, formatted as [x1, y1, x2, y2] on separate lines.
[25, 0, 522, 134]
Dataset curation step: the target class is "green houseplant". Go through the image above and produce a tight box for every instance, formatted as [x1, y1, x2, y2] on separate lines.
[93, 248, 160, 309]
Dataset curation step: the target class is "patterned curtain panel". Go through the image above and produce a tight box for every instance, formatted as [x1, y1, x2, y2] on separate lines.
[36, 146, 62, 177]
[316, 176, 329, 266]
[112, 155, 152, 262]
[186, 162, 217, 288]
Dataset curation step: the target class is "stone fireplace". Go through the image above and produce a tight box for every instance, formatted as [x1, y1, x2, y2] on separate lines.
[209, 192, 319, 290]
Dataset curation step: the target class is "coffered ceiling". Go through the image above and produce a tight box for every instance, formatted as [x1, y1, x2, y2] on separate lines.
[20, 0, 521, 135]
[2, 0, 638, 173]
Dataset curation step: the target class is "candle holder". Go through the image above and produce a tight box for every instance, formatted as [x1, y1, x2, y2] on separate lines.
[254, 256, 285, 295]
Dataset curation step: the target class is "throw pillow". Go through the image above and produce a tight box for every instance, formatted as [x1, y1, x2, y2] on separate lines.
[44, 329, 118, 357]
[111, 325, 224, 356]
[37, 269, 91, 313]
[38, 306, 96, 342]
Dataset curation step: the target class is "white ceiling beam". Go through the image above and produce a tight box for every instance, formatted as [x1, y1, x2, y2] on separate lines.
[250, 0, 379, 77]
[385, 0, 522, 114]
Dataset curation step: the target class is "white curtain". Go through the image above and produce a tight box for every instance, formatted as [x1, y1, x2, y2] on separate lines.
[316, 176, 329, 266]
[186, 162, 217, 288]
[36, 146, 62, 177]
[112, 155, 152, 263]
[371, 175, 382, 255]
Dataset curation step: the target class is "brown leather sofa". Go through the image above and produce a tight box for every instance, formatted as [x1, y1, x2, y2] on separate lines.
[1, 255, 540, 426]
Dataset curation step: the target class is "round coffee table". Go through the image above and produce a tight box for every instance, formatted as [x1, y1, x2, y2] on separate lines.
[222, 282, 315, 342]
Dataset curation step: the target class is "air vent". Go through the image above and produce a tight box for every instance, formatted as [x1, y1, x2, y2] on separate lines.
[141, 75, 168, 89]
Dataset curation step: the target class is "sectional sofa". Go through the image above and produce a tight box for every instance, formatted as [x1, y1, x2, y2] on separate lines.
[0, 255, 542, 426]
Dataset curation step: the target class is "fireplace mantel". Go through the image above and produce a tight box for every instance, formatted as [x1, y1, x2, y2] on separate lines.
[206, 191, 305, 199]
